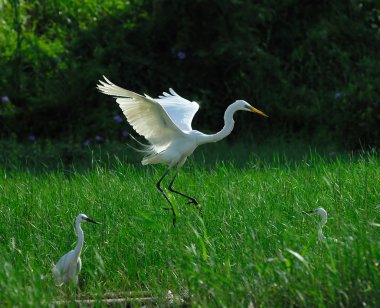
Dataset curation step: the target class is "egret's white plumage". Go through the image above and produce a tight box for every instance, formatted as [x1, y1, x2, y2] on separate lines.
[303, 207, 328, 241]
[97, 76, 268, 225]
[156, 88, 200, 132]
[52, 214, 99, 286]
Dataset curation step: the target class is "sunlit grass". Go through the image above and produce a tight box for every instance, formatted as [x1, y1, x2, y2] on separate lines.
[0, 149, 379, 306]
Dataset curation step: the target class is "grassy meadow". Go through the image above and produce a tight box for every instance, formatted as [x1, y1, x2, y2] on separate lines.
[0, 143, 379, 306]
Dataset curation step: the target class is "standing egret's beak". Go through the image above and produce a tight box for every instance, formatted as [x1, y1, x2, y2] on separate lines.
[302, 210, 316, 215]
[85, 217, 100, 224]
[249, 106, 268, 117]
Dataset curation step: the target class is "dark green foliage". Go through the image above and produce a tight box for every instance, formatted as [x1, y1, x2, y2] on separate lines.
[0, 0, 379, 147]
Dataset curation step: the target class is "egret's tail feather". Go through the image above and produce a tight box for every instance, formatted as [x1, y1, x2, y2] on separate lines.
[126, 142, 141, 153]
[126, 134, 168, 165]
[128, 134, 150, 148]
[52, 266, 63, 287]
[141, 152, 161, 165]
[126, 134, 158, 160]
[126, 143, 155, 155]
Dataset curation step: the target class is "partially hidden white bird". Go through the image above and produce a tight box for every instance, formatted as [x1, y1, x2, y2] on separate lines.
[97, 76, 268, 225]
[52, 214, 99, 286]
[302, 207, 327, 241]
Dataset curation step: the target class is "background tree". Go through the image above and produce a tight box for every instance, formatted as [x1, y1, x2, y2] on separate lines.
[0, 0, 379, 148]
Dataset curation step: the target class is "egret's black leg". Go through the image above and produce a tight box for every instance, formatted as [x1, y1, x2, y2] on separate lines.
[156, 168, 176, 226]
[168, 169, 199, 207]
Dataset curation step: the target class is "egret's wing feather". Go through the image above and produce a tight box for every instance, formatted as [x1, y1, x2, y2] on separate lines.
[77, 257, 82, 274]
[53, 251, 72, 274]
[97, 77, 186, 149]
[52, 250, 76, 285]
[52, 266, 64, 286]
[73, 258, 82, 284]
[155, 88, 199, 132]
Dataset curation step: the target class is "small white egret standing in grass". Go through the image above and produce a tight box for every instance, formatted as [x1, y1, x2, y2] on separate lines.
[52, 214, 99, 286]
[97, 77, 268, 225]
[302, 207, 327, 241]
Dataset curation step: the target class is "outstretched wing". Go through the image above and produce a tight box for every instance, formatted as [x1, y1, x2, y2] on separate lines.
[155, 89, 199, 132]
[97, 77, 187, 148]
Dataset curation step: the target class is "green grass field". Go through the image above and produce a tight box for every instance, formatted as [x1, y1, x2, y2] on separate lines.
[0, 145, 379, 306]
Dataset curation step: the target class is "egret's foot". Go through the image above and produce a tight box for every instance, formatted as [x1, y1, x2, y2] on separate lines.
[172, 216, 176, 227]
[186, 198, 199, 206]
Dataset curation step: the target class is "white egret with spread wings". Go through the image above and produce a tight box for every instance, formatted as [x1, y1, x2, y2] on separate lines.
[97, 77, 268, 225]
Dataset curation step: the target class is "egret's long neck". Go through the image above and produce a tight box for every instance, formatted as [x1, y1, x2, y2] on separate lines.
[199, 104, 237, 144]
[320, 215, 327, 227]
[318, 213, 327, 241]
[317, 228, 325, 241]
[74, 221, 84, 258]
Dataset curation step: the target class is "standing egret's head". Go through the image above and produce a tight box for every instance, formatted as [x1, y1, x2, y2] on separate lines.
[315, 208, 327, 216]
[302, 208, 327, 220]
[234, 100, 268, 117]
[75, 214, 99, 225]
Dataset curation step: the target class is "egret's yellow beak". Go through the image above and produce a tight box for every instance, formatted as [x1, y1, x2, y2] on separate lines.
[250, 106, 268, 117]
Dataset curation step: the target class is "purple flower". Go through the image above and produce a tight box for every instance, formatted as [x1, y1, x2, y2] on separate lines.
[83, 139, 91, 146]
[122, 130, 129, 137]
[177, 51, 186, 60]
[335, 92, 341, 99]
[28, 135, 36, 142]
[95, 135, 103, 142]
[114, 115, 123, 123]
[1, 96, 10, 103]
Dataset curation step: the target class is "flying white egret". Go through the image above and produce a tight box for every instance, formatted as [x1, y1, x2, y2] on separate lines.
[302, 207, 327, 241]
[52, 214, 99, 286]
[97, 77, 268, 225]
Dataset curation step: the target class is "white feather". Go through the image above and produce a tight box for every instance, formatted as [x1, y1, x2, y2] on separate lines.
[52, 250, 81, 286]
[155, 88, 199, 132]
[97, 77, 199, 164]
